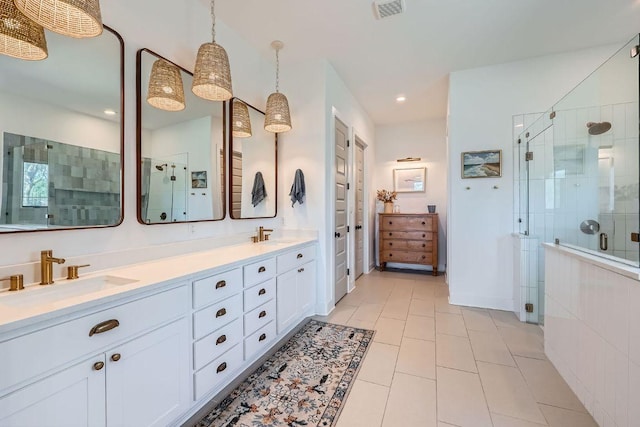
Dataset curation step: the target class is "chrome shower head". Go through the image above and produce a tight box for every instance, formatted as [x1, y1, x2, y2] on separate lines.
[587, 122, 612, 136]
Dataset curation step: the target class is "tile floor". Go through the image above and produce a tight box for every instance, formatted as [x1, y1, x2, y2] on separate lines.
[316, 270, 599, 427]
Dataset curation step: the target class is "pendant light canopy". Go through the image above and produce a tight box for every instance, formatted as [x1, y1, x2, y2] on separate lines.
[147, 59, 185, 112]
[232, 100, 252, 138]
[0, 0, 47, 60]
[14, 0, 102, 39]
[264, 40, 291, 133]
[192, 0, 232, 101]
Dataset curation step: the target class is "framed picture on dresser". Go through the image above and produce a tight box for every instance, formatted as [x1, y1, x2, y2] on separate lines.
[393, 167, 426, 192]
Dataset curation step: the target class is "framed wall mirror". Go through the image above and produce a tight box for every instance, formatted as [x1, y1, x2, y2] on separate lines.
[228, 98, 277, 219]
[0, 26, 124, 233]
[136, 49, 226, 224]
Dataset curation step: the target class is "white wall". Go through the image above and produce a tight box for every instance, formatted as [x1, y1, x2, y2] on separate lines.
[447, 44, 619, 310]
[375, 119, 447, 272]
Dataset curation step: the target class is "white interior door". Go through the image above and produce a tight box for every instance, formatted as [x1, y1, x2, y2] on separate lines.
[334, 118, 348, 302]
[355, 139, 365, 279]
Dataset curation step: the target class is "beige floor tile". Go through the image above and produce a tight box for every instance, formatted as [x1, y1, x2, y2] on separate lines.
[327, 304, 358, 325]
[357, 342, 399, 387]
[335, 379, 389, 427]
[498, 326, 546, 360]
[468, 329, 516, 367]
[490, 310, 524, 328]
[382, 373, 437, 427]
[351, 303, 384, 322]
[346, 318, 376, 330]
[436, 367, 492, 427]
[389, 283, 414, 300]
[435, 312, 468, 337]
[515, 356, 585, 412]
[435, 296, 462, 314]
[338, 287, 367, 306]
[380, 297, 410, 320]
[374, 317, 405, 346]
[436, 334, 477, 373]
[413, 284, 436, 300]
[404, 314, 435, 341]
[434, 286, 450, 297]
[538, 404, 598, 427]
[461, 308, 498, 332]
[396, 337, 436, 379]
[477, 361, 547, 425]
[491, 413, 548, 426]
[409, 297, 435, 317]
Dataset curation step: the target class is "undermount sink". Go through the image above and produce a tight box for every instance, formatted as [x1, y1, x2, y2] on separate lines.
[0, 275, 138, 308]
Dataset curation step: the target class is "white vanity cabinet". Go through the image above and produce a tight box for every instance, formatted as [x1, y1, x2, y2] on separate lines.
[276, 246, 316, 334]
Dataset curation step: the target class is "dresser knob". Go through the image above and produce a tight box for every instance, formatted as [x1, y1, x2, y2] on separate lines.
[389, 253, 393, 257]
[422, 221, 426, 225]
[389, 221, 393, 225]
[422, 244, 426, 248]
[422, 255, 426, 259]
[422, 234, 425, 238]
[389, 233, 393, 236]
[389, 243, 393, 246]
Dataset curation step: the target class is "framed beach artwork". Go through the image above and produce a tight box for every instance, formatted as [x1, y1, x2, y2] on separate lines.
[393, 167, 426, 192]
[461, 150, 502, 178]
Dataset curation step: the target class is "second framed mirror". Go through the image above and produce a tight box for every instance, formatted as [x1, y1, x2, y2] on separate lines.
[136, 48, 226, 224]
[229, 98, 277, 219]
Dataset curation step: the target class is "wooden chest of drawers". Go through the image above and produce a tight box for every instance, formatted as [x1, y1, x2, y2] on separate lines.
[378, 213, 438, 276]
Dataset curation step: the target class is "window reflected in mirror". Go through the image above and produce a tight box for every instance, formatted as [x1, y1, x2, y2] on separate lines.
[136, 48, 226, 224]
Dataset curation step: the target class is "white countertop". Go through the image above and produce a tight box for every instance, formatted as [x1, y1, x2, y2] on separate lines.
[0, 237, 316, 335]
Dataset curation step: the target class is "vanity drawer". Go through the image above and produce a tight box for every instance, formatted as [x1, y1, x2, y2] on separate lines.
[243, 257, 276, 288]
[193, 318, 243, 371]
[194, 344, 243, 401]
[276, 245, 315, 274]
[244, 321, 276, 361]
[0, 285, 189, 394]
[193, 268, 242, 309]
[244, 278, 276, 312]
[193, 294, 242, 340]
[244, 299, 276, 336]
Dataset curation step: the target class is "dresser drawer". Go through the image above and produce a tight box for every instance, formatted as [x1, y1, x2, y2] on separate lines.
[193, 268, 242, 309]
[276, 245, 315, 274]
[381, 250, 433, 264]
[380, 231, 434, 241]
[194, 344, 243, 401]
[244, 278, 276, 312]
[380, 215, 433, 231]
[244, 321, 276, 361]
[193, 294, 242, 340]
[193, 317, 243, 371]
[243, 257, 276, 288]
[381, 240, 433, 251]
[244, 299, 276, 336]
[0, 285, 189, 393]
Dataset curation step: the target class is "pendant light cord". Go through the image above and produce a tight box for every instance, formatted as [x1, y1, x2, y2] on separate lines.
[275, 48, 280, 93]
[211, 0, 216, 42]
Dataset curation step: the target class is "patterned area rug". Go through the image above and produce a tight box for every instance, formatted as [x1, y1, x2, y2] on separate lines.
[195, 320, 374, 427]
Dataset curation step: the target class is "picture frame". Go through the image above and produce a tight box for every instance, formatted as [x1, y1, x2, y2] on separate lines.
[191, 171, 207, 188]
[461, 150, 502, 178]
[393, 167, 426, 193]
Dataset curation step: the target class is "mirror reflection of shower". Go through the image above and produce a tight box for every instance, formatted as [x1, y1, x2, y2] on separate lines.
[142, 156, 188, 223]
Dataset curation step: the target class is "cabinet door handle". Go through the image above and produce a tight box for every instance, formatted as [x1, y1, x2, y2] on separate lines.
[89, 319, 120, 337]
[259, 310, 267, 318]
[111, 353, 121, 362]
[258, 266, 266, 273]
[216, 308, 227, 318]
[258, 288, 266, 296]
[216, 362, 227, 373]
[259, 333, 267, 342]
[93, 361, 104, 371]
[297, 253, 303, 259]
[298, 268, 305, 273]
[216, 334, 227, 345]
[215, 280, 226, 289]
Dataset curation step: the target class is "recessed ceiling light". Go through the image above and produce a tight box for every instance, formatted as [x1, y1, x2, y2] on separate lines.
[104, 109, 117, 116]
[396, 95, 406, 103]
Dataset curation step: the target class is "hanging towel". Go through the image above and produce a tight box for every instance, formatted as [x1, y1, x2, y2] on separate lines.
[251, 171, 267, 207]
[289, 169, 306, 207]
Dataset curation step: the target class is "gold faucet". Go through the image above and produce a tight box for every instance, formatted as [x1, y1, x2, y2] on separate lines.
[251, 226, 274, 243]
[40, 250, 66, 285]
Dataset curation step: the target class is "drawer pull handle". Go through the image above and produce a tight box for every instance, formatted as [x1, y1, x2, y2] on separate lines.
[259, 288, 266, 296]
[259, 333, 267, 342]
[216, 308, 227, 318]
[89, 319, 120, 337]
[259, 310, 267, 318]
[258, 266, 266, 273]
[298, 268, 305, 273]
[217, 362, 227, 373]
[93, 361, 104, 371]
[297, 253, 303, 259]
[216, 280, 226, 289]
[216, 334, 227, 345]
[111, 353, 121, 362]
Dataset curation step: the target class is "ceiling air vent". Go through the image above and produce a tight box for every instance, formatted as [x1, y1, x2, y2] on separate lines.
[372, 0, 406, 20]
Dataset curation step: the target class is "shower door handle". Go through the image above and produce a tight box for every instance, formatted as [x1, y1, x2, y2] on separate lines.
[599, 233, 608, 251]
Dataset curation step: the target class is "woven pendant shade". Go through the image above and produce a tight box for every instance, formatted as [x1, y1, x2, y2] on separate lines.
[147, 59, 185, 112]
[0, 0, 47, 60]
[264, 92, 292, 133]
[192, 42, 233, 101]
[13, 0, 102, 38]
[232, 100, 252, 138]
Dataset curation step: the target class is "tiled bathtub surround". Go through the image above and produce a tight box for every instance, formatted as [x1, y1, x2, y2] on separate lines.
[545, 244, 640, 427]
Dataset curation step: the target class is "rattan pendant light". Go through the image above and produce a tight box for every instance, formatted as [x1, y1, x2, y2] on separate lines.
[0, 0, 47, 60]
[232, 100, 252, 138]
[147, 59, 185, 112]
[13, 0, 102, 39]
[264, 41, 291, 133]
[192, 0, 232, 101]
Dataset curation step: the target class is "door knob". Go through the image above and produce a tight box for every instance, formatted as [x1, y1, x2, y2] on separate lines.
[335, 232, 341, 238]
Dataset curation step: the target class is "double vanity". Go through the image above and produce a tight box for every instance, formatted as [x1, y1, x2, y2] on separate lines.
[0, 238, 317, 426]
